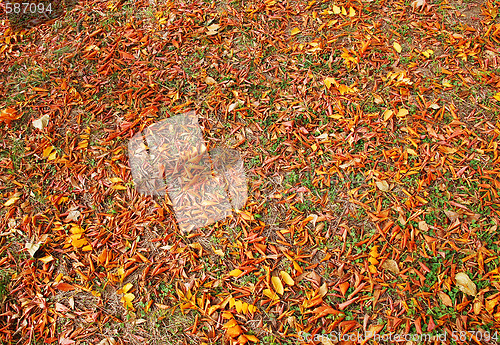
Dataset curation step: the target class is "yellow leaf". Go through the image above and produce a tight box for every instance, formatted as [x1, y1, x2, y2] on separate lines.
[494, 92, 500, 102]
[279, 271, 295, 286]
[229, 269, 243, 277]
[263, 288, 279, 300]
[341, 6, 347, 15]
[324, 77, 337, 89]
[48, 151, 57, 161]
[38, 255, 54, 263]
[271, 276, 284, 295]
[110, 177, 123, 183]
[247, 304, 257, 313]
[121, 293, 135, 309]
[82, 245, 92, 251]
[290, 28, 301, 36]
[241, 302, 248, 314]
[393, 42, 402, 53]
[407, 148, 418, 156]
[421, 49, 434, 58]
[3, 196, 19, 207]
[332, 5, 341, 14]
[70, 225, 85, 234]
[235, 300, 243, 313]
[383, 109, 393, 121]
[122, 283, 133, 293]
[397, 108, 409, 117]
[111, 185, 127, 190]
[348, 6, 356, 16]
[442, 79, 453, 87]
[43, 146, 54, 158]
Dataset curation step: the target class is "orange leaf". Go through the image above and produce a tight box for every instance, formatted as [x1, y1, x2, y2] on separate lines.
[339, 281, 349, 296]
[0, 107, 21, 127]
[56, 283, 76, 291]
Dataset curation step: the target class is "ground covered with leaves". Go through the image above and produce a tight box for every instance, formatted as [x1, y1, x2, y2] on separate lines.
[1, 0, 500, 343]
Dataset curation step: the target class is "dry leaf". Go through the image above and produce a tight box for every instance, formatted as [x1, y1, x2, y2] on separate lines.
[444, 210, 459, 222]
[32, 114, 50, 130]
[393, 42, 402, 53]
[25, 242, 41, 257]
[375, 180, 390, 191]
[290, 28, 301, 36]
[381, 259, 400, 274]
[418, 220, 429, 231]
[438, 291, 453, 307]
[455, 272, 477, 296]
[205, 76, 217, 85]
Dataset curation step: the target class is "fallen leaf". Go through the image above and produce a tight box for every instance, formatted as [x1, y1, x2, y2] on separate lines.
[444, 210, 459, 222]
[455, 272, 477, 296]
[396, 108, 409, 117]
[56, 283, 76, 291]
[0, 107, 21, 127]
[381, 259, 400, 274]
[25, 242, 41, 257]
[290, 28, 301, 36]
[271, 276, 284, 295]
[438, 291, 453, 307]
[393, 42, 402, 53]
[418, 220, 429, 231]
[279, 271, 295, 286]
[206, 23, 221, 35]
[4, 195, 19, 207]
[32, 114, 50, 130]
[205, 76, 217, 85]
[375, 180, 390, 191]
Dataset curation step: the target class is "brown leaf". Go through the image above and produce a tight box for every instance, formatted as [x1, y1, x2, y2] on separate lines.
[381, 259, 400, 274]
[438, 291, 453, 307]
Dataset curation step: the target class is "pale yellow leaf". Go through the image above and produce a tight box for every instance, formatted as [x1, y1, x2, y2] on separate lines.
[455, 272, 477, 296]
[332, 5, 341, 14]
[4, 196, 19, 207]
[290, 28, 301, 36]
[375, 180, 390, 191]
[205, 76, 217, 85]
[393, 42, 402, 53]
[122, 283, 133, 293]
[348, 6, 355, 16]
